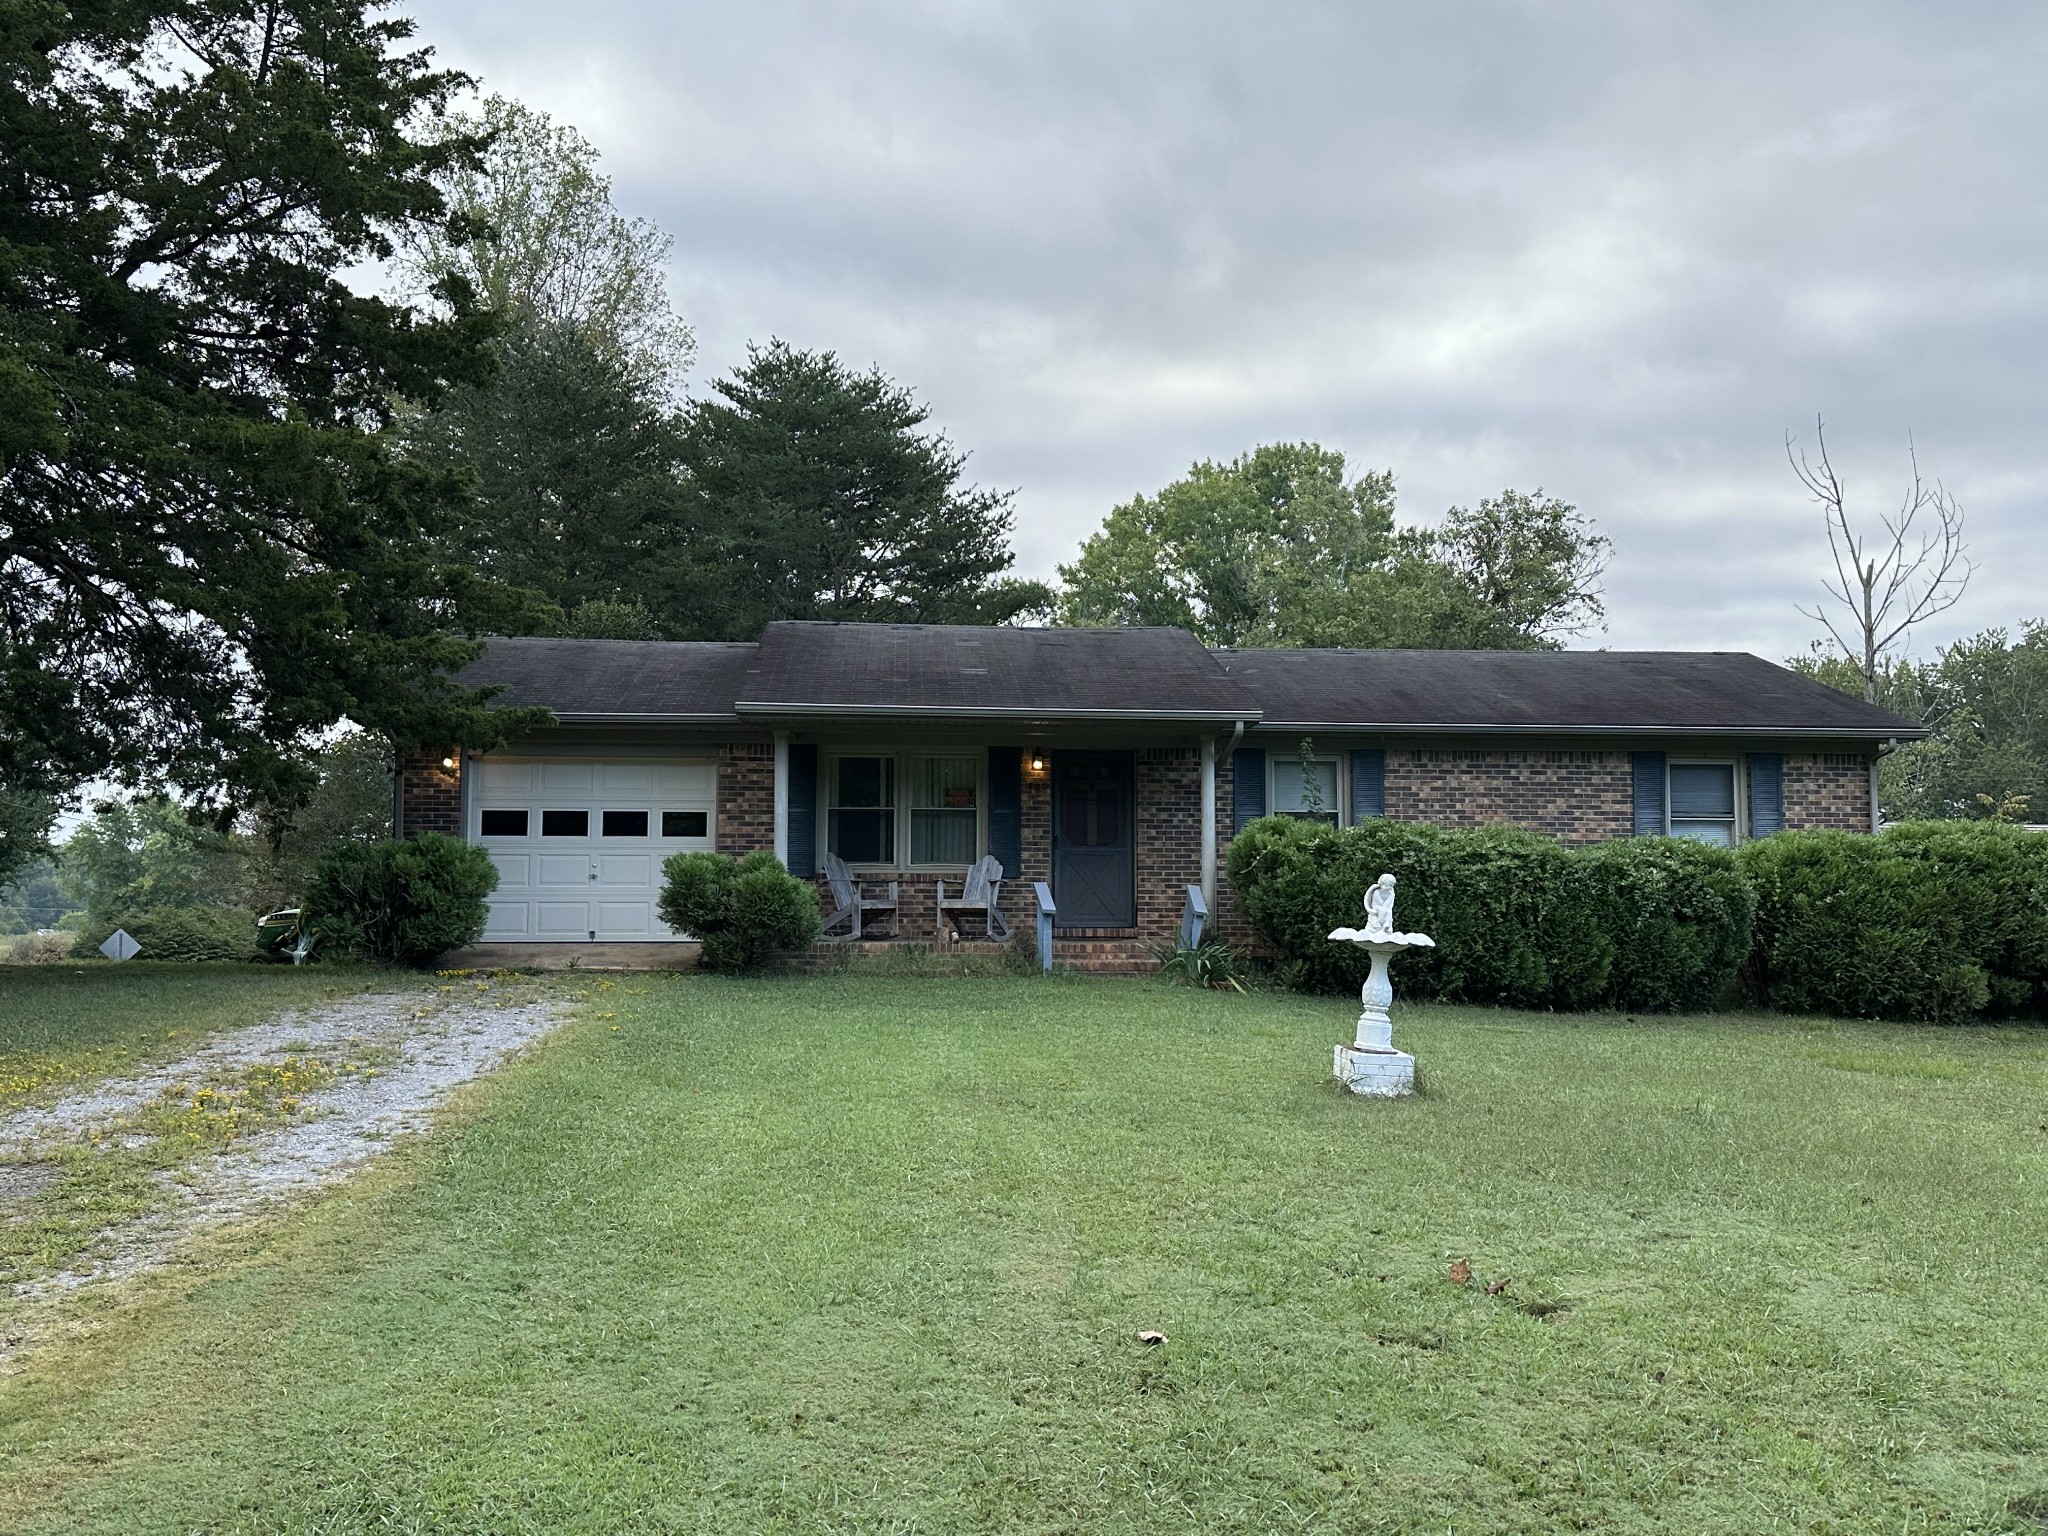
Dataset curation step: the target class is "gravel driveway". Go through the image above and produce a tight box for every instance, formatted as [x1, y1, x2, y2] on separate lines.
[1, 982, 574, 1301]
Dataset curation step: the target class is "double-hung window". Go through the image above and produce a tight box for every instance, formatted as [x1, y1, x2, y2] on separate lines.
[825, 752, 982, 867]
[828, 756, 895, 864]
[1272, 756, 1340, 825]
[1668, 761, 1739, 845]
[911, 756, 978, 865]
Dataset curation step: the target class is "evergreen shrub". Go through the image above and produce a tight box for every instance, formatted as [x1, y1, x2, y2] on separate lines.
[303, 832, 498, 967]
[1228, 817, 1752, 1013]
[659, 850, 823, 973]
[70, 905, 258, 963]
[1739, 820, 2048, 1022]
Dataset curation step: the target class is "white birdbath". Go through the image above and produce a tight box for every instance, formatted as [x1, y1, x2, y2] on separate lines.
[1327, 873, 1433, 1096]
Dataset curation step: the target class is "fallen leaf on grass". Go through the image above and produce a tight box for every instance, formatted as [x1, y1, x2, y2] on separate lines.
[1485, 1277, 1512, 1296]
[1137, 1330, 1167, 1345]
[1447, 1258, 1471, 1287]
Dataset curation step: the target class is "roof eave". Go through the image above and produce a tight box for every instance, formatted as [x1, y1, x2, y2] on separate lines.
[734, 701, 1262, 724]
[1247, 720, 1926, 739]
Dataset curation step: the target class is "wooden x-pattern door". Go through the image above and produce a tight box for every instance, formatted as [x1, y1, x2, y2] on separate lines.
[1051, 751, 1135, 928]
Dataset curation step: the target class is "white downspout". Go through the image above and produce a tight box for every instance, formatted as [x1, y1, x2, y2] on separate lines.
[773, 731, 790, 869]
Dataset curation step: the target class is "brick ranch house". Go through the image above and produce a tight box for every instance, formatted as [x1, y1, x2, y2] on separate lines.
[398, 621, 1922, 968]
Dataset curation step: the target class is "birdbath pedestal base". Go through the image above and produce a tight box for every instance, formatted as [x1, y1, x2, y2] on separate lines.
[1326, 932, 1430, 1097]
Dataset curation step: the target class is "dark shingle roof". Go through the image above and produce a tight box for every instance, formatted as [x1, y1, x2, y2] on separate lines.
[1213, 648, 1923, 737]
[458, 630, 1923, 739]
[734, 622, 1259, 721]
[461, 637, 756, 721]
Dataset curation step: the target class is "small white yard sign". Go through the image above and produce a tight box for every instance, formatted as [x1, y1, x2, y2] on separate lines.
[100, 928, 140, 962]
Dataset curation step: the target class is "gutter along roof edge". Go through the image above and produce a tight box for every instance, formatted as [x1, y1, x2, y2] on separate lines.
[732, 701, 1263, 722]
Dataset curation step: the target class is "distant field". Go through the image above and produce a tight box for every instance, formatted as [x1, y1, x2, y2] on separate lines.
[4, 973, 2047, 1533]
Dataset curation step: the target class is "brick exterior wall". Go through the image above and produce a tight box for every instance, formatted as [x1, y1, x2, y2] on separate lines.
[717, 743, 776, 855]
[1134, 747, 1205, 940]
[1384, 750, 1634, 845]
[398, 748, 461, 837]
[1784, 752, 1874, 831]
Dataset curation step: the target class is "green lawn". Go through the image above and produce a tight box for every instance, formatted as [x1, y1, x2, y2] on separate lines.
[4, 974, 2048, 1533]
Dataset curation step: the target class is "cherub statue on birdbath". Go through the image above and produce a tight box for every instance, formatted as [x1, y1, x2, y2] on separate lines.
[1327, 873, 1433, 1096]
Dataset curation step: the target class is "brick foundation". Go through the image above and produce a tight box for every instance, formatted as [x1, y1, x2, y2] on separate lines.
[398, 748, 462, 837]
[1784, 753, 1874, 831]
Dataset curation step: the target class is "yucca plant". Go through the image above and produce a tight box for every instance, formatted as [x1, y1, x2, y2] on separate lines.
[1152, 936, 1249, 992]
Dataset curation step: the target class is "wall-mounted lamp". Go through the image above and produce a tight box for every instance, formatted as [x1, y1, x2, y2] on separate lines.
[440, 755, 457, 772]
[1028, 753, 1047, 773]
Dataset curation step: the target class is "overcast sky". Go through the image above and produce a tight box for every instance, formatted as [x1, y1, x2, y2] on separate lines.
[410, 0, 2046, 658]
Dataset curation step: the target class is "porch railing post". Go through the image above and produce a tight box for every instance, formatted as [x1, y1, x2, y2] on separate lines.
[1034, 881, 1056, 973]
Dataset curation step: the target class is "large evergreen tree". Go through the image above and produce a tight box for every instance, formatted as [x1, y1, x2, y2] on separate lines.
[676, 342, 1049, 636]
[0, 0, 538, 808]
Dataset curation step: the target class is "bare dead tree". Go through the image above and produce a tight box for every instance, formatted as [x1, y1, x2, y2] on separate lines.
[1788, 417, 1972, 703]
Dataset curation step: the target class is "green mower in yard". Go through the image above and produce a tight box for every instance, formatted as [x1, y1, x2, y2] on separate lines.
[255, 908, 320, 965]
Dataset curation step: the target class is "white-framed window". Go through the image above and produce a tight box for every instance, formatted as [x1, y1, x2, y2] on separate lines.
[1271, 755, 1341, 826]
[828, 755, 896, 865]
[1669, 760, 1741, 845]
[910, 755, 979, 865]
[824, 752, 983, 868]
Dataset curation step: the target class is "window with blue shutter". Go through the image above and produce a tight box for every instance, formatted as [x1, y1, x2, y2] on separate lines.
[1747, 753, 1784, 837]
[987, 746, 1022, 878]
[1631, 751, 1667, 837]
[1232, 747, 1266, 835]
[1350, 749, 1385, 820]
[786, 744, 818, 877]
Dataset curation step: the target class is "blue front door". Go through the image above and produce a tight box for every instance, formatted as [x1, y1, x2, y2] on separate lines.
[1052, 751, 1135, 927]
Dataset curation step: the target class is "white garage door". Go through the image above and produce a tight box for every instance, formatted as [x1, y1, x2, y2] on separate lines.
[471, 757, 715, 941]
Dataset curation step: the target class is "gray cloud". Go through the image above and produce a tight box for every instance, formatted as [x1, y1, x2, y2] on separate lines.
[413, 0, 2048, 656]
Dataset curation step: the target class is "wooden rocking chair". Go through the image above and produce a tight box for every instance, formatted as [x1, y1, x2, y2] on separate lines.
[822, 852, 899, 941]
[936, 854, 1011, 942]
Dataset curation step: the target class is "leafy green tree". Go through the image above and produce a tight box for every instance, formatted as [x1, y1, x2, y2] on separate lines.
[0, 787, 56, 893]
[244, 732, 395, 911]
[1057, 444, 1602, 649]
[1791, 624, 2048, 821]
[0, 856, 67, 934]
[1436, 489, 1611, 645]
[59, 799, 241, 926]
[401, 95, 692, 399]
[1, 0, 539, 807]
[395, 97, 696, 632]
[677, 342, 1049, 636]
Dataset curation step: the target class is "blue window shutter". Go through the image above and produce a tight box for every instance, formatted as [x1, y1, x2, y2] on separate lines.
[988, 746, 1022, 878]
[1349, 749, 1385, 820]
[1748, 753, 1784, 836]
[1632, 751, 1667, 836]
[786, 744, 818, 877]
[1232, 748, 1267, 835]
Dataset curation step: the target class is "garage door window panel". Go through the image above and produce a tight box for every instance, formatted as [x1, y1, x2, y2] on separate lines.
[602, 810, 650, 837]
[480, 809, 529, 837]
[662, 810, 708, 838]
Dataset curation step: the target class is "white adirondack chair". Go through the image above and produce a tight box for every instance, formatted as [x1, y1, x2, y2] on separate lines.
[822, 852, 899, 941]
[936, 855, 1011, 942]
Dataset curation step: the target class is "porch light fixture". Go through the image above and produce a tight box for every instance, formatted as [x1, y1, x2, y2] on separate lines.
[440, 755, 457, 771]
[1028, 752, 1047, 773]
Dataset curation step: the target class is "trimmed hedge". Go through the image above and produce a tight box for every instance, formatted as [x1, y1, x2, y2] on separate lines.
[1228, 817, 1754, 1013]
[659, 850, 823, 973]
[70, 905, 259, 963]
[1739, 820, 2048, 1022]
[303, 832, 498, 968]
